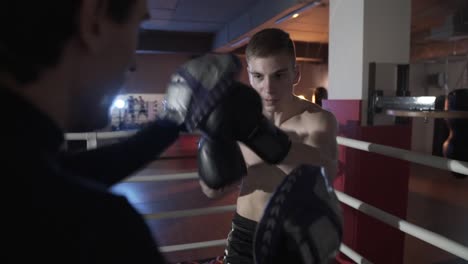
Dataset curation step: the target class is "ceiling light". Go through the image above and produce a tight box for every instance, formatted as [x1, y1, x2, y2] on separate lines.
[275, 1, 321, 24]
[230, 36, 250, 48]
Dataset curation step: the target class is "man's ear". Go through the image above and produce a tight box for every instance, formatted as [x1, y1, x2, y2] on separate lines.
[246, 65, 254, 86]
[78, 0, 108, 53]
[293, 64, 301, 85]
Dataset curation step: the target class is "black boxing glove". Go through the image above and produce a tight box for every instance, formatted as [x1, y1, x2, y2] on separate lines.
[160, 53, 241, 131]
[202, 81, 291, 164]
[197, 136, 247, 189]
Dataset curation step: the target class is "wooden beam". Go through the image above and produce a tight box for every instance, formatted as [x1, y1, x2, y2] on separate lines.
[411, 39, 468, 62]
[231, 41, 328, 63]
[137, 30, 214, 54]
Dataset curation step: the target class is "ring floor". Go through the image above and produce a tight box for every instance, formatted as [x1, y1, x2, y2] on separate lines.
[112, 157, 236, 263]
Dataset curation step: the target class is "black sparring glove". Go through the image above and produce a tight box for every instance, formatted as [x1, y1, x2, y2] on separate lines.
[202, 81, 291, 164]
[160, 53, 241, 131]
[158, 53, 249, 189]
[197, 136, 247, 189]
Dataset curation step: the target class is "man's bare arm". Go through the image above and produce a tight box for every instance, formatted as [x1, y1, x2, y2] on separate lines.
[242, 110, 338, 179]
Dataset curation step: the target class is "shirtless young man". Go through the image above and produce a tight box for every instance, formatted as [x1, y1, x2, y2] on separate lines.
[199, 28, 338, 264]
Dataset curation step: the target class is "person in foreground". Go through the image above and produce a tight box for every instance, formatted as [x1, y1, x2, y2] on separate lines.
[197, 28, 343, 264]
[1, 0, 246, 263]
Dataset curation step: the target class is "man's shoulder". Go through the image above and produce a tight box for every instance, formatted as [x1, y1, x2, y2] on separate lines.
[298, 101, 337, 127]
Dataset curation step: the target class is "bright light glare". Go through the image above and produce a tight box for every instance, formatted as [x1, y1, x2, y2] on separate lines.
[416, 96, 436, 105]
[113, 99, 125, 109]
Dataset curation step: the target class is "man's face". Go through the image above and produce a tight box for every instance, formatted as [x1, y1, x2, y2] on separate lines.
[69, 0, 149, 131]
[247, 53, 298, 113]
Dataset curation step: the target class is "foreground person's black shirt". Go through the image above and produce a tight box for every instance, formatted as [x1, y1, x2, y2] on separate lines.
[2, 87, 180, 263]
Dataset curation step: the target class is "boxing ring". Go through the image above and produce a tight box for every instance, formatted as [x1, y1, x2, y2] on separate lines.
[65, 131, 468, 263]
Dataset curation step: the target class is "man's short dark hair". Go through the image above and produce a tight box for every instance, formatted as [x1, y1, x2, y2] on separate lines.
[314, 86, 328, 106]
[245, 28, 296, 66]
[0, 0, 137, 84]
[315, 87, 328, 99]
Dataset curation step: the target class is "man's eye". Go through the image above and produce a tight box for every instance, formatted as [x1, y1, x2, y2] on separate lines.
[171, 74, 186, 83]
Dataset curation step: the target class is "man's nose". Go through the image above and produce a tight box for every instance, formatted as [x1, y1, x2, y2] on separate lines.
[263, 78, 275, 94]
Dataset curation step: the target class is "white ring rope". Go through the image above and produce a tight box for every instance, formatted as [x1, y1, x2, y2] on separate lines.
[66, 130, 136, 140]
[335, 190, 468, 260]
[128, 171, 468, 259]
[125, 172, 198, 182]
[65, 131, 197, 141]
[144, 205, 236, 220]
[63, 132, 468, 260]
[158, 239, 371, 264]
[65, 132, 468, 176]
[147, 203, 370, 263]
[159, 239, 226, 253]
[337, 136, 468, 176]
[135, 171, 468, 260]
[339, 244, 373, 264]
